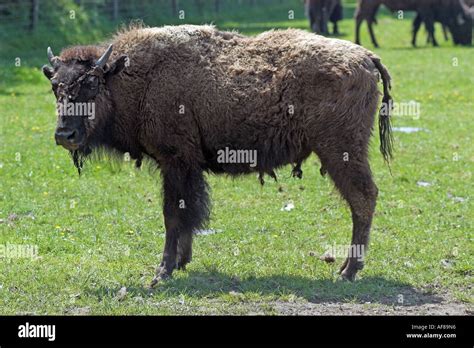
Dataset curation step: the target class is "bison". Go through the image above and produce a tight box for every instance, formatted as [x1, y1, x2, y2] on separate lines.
[42, 24, 393, 285]
[306, 0, 343, 35]
[355, 0, 472, 47]
[412, 0, 474, 46]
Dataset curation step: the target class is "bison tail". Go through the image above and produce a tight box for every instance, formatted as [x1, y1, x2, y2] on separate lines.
[373, 57, 394, 163]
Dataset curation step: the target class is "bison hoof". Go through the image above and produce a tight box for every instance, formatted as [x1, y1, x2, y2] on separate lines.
[339, 257, 364, 282]
[149, 274, 170, 288]
[339, 259, 364, 282]
[149, 267, 172, 288]
[339, 270, 357, 282]
[176, 263, 187, 271]
[292, 168, 303, 179]
[320, 166, 327, 177]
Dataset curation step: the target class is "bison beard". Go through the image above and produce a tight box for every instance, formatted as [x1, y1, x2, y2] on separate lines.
[43, 25, 394, 285]
[71, 150, 83, 174]
[70, 149, 89, 174]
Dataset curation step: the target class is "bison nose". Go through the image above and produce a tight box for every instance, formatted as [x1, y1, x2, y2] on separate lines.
[55, 128, 79, 149]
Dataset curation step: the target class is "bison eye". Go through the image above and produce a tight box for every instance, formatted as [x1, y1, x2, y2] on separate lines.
[86, 77, 98, 89]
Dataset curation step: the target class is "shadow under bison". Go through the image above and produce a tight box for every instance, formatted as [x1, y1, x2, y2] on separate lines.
[86, 273, 447, 309]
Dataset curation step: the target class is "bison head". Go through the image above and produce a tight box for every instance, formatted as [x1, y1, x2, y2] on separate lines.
[42, 45, 127, 171]
[448, 3, 473, 45]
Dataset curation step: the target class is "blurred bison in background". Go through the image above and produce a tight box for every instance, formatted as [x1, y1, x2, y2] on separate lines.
[413, 0, 474, 46]
[42, 24, 394, 285]
[306, 0, 343, 35]
[355, 0, 472, 47]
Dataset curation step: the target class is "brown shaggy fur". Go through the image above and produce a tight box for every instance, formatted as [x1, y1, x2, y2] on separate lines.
[46, 24, 394, 284]
[60, 45, 104, 63]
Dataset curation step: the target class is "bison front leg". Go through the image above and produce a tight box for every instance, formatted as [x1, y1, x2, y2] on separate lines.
[177, 232, 193, 270]
[151, 167, 210, 287]
[412, 14, 423, 47]
[152, 213, 179, 284]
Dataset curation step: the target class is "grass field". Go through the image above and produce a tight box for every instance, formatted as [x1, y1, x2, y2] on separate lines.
[0, 7, 473, 315]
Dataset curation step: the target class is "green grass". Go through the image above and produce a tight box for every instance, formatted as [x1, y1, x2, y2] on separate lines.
[0, 10, 473, 315]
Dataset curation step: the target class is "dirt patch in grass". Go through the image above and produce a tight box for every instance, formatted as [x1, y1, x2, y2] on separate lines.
[112, 285, 473, 315]
[246, 289, 473, 316]
[270, 299, 472, 316]
[198, 292, 473, 315]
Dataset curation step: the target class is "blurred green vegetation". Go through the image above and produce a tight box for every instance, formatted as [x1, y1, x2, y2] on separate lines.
[0, 0, 408, 65]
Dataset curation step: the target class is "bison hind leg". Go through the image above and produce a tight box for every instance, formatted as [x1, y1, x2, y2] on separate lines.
[313, 144, 377, 282]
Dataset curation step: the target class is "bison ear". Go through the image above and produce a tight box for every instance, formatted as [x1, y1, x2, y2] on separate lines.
[105, 55, 128, 77]
[42, 65, 54, 80]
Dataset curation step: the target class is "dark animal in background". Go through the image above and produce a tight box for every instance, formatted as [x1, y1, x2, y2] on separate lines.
[306, 0, 343, 35]
[42, 24, 393, 285]
[355, 0, 472, 47]
[412, 0, 473, 46]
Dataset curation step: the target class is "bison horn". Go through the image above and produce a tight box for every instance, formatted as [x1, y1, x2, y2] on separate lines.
[95, 44, 113, 69]
[47, 47, 59, 68]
